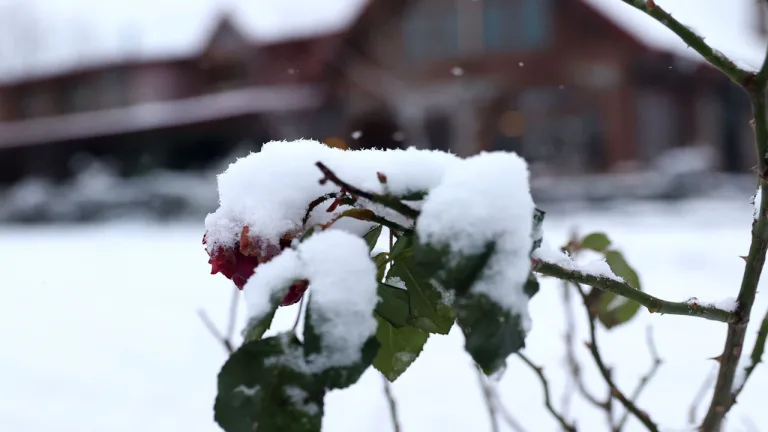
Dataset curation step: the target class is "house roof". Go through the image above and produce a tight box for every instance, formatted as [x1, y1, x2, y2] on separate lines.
[0, 0, 369, 83]
[0, 0, 765, 84]
[583, 0, 768, 70]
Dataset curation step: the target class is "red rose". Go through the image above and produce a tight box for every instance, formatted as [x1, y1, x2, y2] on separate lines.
[204, 227, 305, 306]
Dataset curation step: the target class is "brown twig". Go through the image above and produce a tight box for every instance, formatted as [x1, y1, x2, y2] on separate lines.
[382, 375, 402, 432]
[575, 283, 659, 432]
[689, 366, 717, 425]
[517, 352, 578, 432]
[302, 193, 337, 227]
[315, 161, 420, 219]
[198, 309, 234, 354]
[615, 326, 663, 431]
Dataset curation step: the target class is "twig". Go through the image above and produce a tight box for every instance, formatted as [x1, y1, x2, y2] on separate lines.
[689, 367, 717, 424]
[474, 366, 529, 432]
[534, 260, 737, 323]
[620, 0, 752, 86]
[302, 193, 337, 227]
[316, 161, 420, 219]
[474, 365, 500, 432]
[615, 326, 663, 431]
[561, 280, 606, 411]
[575, 284, 659, 432]
[382, 376, 402, 432]
[198, 309, 234, 354]
[517, 352, 578, 432]
[731, 308, 768, 397]
[292, 295, 306, 333]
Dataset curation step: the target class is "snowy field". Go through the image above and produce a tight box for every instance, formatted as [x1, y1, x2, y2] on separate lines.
[1, 198, 767, 432]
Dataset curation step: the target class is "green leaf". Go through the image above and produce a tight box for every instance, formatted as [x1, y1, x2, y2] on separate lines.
[372, 314, 429, 382]
[523, 273, 540, 298]
[242, 276, 297, 342]
[596, 250, 643, 329]
[373, 252, 389, 282]
[363, 225, 383, 252]
[215, 334, 324, 432]
[376, 282, 410, 328]
[604, 250, 640, 289]
[455, 294, 528, 375]
[413, 238, 533, 376]
[302, 296, 380, 389]
[243, 308, 277, 343]
[388, 236, 455, 334]
[581, 232, 611, 252]
[532, 208, 546, 252]
[388, 233, 412, 260]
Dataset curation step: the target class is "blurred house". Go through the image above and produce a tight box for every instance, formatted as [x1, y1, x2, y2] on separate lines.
[0, 0, 765, 186]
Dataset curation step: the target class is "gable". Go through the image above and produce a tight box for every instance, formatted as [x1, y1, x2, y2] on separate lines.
[202, 16, 249, 60]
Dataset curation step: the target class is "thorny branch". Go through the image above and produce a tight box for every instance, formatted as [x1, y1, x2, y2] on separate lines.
[534, 260, 737, 323]
[617, 1, 768, 430]
[517, 352, 578, 432]
[575, 283, 659, 432]
[615, 326, 663, 431]
[620, 0, 752, 86]
[732, 308, 768, 397]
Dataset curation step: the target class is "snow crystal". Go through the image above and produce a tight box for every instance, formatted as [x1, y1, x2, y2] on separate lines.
[385, 276, 406, 290]
[752, 185, 762, 220]
[532, 243, 625, 283]
[204, 139, 462, 252]
[244, 249, 303, 322]
[283, 386, 321, 416]
[351, 130, 362, 140]
[245, 230, 379, 372]
[301, 230, 379, 371]
[451, 66, 464, 76]
[417, 151, 535, 328]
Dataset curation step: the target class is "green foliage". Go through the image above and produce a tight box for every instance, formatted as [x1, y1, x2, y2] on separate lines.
[388, 235, 455, 334]
[363, 225, 383, 251]
[215, 334, 324, 432]
[576, 233, 643, 329]
[215, 198, 549, 428]
[302, 295, 380, 390]
[372, 314, 429, 382]
[580, 232, 611, 252]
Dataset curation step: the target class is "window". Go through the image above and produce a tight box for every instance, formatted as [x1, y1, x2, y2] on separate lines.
[100, 69, 130, 108]
[483, 0, 553, 52]
[635, 89, 680, 163]
[63, 81, 91, 113]
[403, 1, 460, 61]
[18, 89, 53, 119]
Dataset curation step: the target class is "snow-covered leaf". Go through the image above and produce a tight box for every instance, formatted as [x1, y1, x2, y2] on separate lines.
[372, 314, 429, 382]
[215, 334, 324, 432]
[376, 282, 410, 328]
[388, 235, 455, 335]
[302, 299, 380, 390]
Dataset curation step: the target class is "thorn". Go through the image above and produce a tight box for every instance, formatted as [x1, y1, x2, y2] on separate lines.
[647, 0, 657, 9]
[709, 354, 724, 364]
[376, 171, 387, 183]
[739, 255, 749, 262]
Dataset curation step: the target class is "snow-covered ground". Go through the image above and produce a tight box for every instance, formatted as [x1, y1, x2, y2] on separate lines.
[1, 198, 766, 432]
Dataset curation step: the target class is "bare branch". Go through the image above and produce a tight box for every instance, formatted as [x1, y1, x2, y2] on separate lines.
[198, 308, 234, 354]
[517, 352, 578, 432]
[475, 365, 500, 432]
[382, 376, 402, 432]
[689, 367, 717, 424]
[574, 283, 659, 432]
[616, 326, 663, 431]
